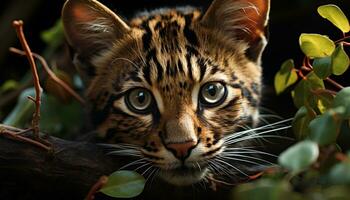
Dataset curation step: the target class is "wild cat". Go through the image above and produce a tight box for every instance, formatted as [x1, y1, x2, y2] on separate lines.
[61, 0, 285, 188]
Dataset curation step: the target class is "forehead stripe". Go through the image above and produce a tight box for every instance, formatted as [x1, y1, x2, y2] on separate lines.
[140, 16, 156, 51]
[142, 64, 152, 85]
[183, 13, 199, 46]
[185, 53, 194, 80]
[146, 48, 163, 82]
[197, 58, 207, 82]
[177, 59, 185, 74]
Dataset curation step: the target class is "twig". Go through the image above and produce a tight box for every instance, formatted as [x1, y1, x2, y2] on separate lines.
[295, 69, 307, 80]
[342, 41, 350, 46]
[12, 20, 41, 138]
[300, 56, 345, 90]
[85, 176, 108, 200]
[248, 171, 264, 180]
[335, 152, 348, 162]
[9, 47, 86, 105]
[310, 88, 337, 96]
[335, 35, 350, 43]
[325, 78, 345, 90]
[0, 127, 50, 151]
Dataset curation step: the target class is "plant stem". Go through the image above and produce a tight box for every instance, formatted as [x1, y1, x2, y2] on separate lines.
[85, 176, 108, 200]
[325, 78, 344, 90]
[335, 35, 350, 43]
[12, 20, 41, 139]
[9, 47, 86, 105]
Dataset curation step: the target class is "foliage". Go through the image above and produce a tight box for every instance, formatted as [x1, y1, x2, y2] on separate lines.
[2, 2, 350, 200]
[234, 4, 350, 199]
[100, 171, 145, 198]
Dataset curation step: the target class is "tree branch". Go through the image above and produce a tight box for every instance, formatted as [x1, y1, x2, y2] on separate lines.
[0, 124, 121, 200]
[0, 124, 236, 200]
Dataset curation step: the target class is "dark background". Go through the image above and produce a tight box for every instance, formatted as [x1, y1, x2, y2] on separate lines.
[0, 1, 350, 199]
[1, 0, 350, 117]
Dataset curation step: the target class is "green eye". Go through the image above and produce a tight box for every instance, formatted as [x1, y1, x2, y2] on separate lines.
[200, 82, 227, 106]
[126, 88, 152, 113]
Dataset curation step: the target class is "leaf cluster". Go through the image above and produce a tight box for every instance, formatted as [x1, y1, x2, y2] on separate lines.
[234, 4, 350, 200]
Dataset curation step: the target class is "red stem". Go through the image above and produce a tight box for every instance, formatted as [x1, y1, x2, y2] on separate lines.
[85, 176, 108, 200]
[9, 47, 86, 105]
[335, 35, 350, 43]
[12, 20, 41, 138]
[326, 78, 344, 90]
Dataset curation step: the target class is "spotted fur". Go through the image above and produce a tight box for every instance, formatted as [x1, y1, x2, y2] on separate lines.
[63, 0, 270, 186]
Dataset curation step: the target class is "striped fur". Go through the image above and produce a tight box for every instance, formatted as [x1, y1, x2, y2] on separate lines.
[63, 0, 269, 186]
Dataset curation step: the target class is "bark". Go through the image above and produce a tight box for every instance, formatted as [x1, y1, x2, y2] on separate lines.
[0, 125, 244, 200]
[0, 126, 121, 200]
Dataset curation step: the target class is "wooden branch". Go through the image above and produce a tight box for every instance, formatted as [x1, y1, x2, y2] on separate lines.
[0, 125, 121, 200]
[0, 124, 236, 200]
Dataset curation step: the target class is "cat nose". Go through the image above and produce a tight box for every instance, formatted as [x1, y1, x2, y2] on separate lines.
[166, 140, 196, 160]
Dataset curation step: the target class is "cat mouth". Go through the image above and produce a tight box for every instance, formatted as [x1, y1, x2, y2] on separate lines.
[159, 164, 208, 186]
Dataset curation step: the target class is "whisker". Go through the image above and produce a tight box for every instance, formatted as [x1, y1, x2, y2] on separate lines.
[134, 162, 152, 172]
[208, 161, 235, 179]
[107, 150, 142, 157]
[224, 125, 292, 144]
[224, 118, 293, 141]
[259, 114, 284, 120]
[98, 143, 140, 150]
[146, 168, 159, 188]
[225, 134, 292, 145]
[119, 158, 148, 170]
[196, 162, 202, 172]
[223, 149, 278, 158]
[111, 57, 141, 70]
[141, 165, 154, 177]
[219, 156, 272, 167]
[219, 154, 276, 166]
[214, 158, 248, 177]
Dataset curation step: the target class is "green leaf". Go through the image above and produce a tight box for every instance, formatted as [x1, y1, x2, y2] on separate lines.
[309, 109, 343, 146]
[333, 87, 350, 118]
[316, 91, 334, 114]
[328, 161, 350, 185]
[233, 179, 302, 200]
[292, 72, 325, 108]
[313, 57, 332, 79]
[278, 140, 319, 174]
[318, 4, 350, 33]
[332, 44, 350, 75]
[299, 34, 335, 58]
[3, 88, 37, 127]
[322, 186, 350, 200]
[39, 94, 83, 137]
[274, 59, 298, 95]
[41, 19, 64, 52]
[100, 170, 145, 198]
[292, 106, 316, 140]
[0, 80, 19, 93]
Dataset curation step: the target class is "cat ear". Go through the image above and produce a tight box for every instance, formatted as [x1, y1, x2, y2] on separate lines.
[62, 0, 130, 57]
[201, 0, 270, 63]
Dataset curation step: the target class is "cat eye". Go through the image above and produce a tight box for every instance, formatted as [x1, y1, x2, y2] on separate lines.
[125, 88, 153, 114]
[200, 82, 227, 107]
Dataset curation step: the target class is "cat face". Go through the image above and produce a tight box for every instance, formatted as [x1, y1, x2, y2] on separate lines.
[62, 0, 269, 186]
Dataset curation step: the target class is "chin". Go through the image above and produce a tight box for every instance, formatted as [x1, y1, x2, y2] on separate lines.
[159, 167, 208, 186]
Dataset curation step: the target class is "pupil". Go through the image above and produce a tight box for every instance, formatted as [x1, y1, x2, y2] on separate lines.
[207, 85, 217, 96]
[137, 92, 145, 104]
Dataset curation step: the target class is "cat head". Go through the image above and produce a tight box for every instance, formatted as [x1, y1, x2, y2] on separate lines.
[62, 0, 269, 186]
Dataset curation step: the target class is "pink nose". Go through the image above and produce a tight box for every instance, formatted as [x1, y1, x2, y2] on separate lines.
[166, 141, 196, 160]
